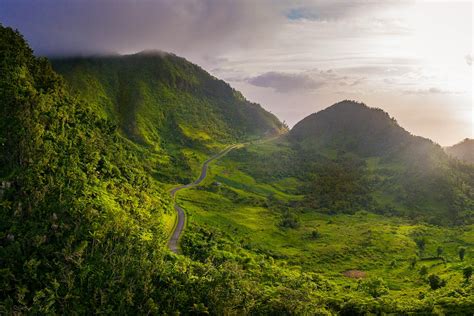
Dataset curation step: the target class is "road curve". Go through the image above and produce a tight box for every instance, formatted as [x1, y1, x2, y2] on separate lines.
[167, 145, 239, 253]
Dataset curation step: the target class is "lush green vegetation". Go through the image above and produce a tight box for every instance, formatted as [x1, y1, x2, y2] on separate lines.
[1, 25, 473, 314]
[288, 100, 474, 225]
[52, 52, 286, 184]
[179, 137, 474, 314]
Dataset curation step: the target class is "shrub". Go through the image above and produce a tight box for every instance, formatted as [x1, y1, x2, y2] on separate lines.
[419, 266, 428, 276]
[463, 266, 473, 282]
[428, 274, 446, 290]
[459, 247, 466, 261]
[359, 277, 389, 298]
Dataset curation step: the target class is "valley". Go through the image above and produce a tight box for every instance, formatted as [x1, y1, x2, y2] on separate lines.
[178, 137, 474, 302]
[1, 24, 473, 314]
[168, 144, 240, 253]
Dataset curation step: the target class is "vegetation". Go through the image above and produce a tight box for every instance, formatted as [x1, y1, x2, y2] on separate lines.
[1, 25, 473, 314]
[445, 138, 474, 164]
[52, 52, 286, 183]
[178, 147, 474, 313]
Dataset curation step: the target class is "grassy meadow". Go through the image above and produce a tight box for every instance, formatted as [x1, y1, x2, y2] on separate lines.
[177, 138, 474, 303]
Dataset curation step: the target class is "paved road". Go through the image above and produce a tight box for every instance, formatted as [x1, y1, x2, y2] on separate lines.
[167, 145, 239, 253]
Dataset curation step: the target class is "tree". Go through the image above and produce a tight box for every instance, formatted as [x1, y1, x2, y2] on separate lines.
[428, 274, 446, 290]
[419, 266, 428, 276]
[279, 209, 300, 229]
[459, 247, 466, 261]
[409, 256, 417, 269]
[310, 229, 321, 240]
[436, 246, 443, 257]
[359, 277, 389, 298]
[463, 266, 473, 282]
[415, 238, 426, 255]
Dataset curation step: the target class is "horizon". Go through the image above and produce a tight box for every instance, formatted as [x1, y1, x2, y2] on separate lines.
[1, 0, 472, 146]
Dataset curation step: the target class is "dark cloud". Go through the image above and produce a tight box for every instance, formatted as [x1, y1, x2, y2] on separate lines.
[248, 72, 325, 93]
[0, 0, 281, 57]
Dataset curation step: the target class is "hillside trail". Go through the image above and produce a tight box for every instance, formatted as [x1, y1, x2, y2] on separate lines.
[167, 144, 239, 253]
[167, 134, 284, 254]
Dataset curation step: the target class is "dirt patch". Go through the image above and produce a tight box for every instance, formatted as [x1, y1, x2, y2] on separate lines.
[343, 270, 366, 279]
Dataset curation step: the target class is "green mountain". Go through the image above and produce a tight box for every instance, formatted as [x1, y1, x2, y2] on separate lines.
[446, 138, 474, 163]
[52, 52, 285, 146]
[0, 25, 335, 315]
[2, 25, 473, 315]
[290, 100, 430, 157]
[51, 53, 285, 183]
[232, 101, 473, 224]
[289, 101, 473, 224]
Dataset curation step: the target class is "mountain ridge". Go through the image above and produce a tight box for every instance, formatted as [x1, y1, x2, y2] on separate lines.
[445, 138, 474, 164]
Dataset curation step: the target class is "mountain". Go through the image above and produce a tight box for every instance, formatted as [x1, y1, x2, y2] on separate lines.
[283, 101, 473, 224]
[2, 25, 474, 314]
[0, 25, 334, 314]
[52, 52, 285, 147]
[290, 100, 439, 158]
[445, 138, 474, 163]
[51, 53, 286, 182]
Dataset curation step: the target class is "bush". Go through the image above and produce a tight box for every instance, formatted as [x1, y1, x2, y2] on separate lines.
[428, 274, 446, 290]
[359, 277, 389, 298]
[463, 266, 473, 282]
[279, 209, 300, 229]
[419, 266, 428, 276]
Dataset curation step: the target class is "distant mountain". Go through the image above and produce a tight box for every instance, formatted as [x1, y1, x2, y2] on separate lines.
[290, 100, 436, 158]
[52, 52, 286, 149]
[285, 100, 473, 224]
[445, 138, 474, 163]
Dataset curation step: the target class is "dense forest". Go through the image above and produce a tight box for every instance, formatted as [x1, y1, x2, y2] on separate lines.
[1, 25, 473, 314]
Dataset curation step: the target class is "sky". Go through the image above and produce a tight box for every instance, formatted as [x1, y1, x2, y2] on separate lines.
[1, 0, 472, 146]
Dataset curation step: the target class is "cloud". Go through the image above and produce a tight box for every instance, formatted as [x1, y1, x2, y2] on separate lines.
[248, 72, 325, 93]
[0, 0, 282, 57]
[466, 54, 472, 66]
[284, 1, 398, 21]
[247, 68, 367, 93]
[338, 65, 417, 76]
[403, 87, 461, 95]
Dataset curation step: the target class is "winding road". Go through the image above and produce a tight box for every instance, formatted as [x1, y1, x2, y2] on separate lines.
[167, 145, 239, 253]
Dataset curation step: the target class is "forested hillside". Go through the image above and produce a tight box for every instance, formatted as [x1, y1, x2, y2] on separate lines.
[0, 25, 349, 315]
[50, 53, 285, 183]
[446, 138, 474, 164]
[231, 101, 474, 225]
[1, 25, 473, 315]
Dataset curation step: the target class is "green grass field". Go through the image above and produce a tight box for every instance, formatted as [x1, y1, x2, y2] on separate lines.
[177, 139, 474, 303]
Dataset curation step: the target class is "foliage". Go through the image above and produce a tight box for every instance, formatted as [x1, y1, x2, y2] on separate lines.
[463, 266, 473, 282]
[2, 25, 474, 315]
[358, 277, 389, 298]
[428, 274, 446, 290]
[52, 53, 286, 183]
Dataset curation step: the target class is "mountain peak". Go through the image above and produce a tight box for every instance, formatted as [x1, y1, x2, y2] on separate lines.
[129, 49, 171, 57]
[290, 100, 414, 156]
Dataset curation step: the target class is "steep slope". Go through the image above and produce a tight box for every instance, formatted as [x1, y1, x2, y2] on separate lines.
[0, 25, 181, 313]
[51, 53, 286, 183]
[288, 101, 473, 224]
[290, 100, 437, 157]
[0, 25, 352, 315]
[226, 101, 473, 224]
[52, 52, 285, 148]
[445, 138, 474, 163]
